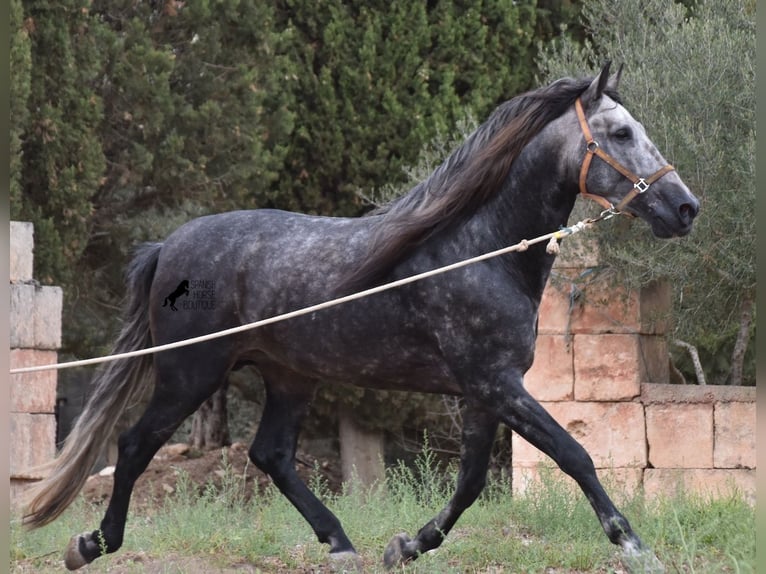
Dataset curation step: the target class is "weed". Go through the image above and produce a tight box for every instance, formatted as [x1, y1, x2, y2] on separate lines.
[10, 449, 755, 573]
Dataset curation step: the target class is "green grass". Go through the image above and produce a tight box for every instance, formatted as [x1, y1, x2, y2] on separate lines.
[10, 450, 755, 573]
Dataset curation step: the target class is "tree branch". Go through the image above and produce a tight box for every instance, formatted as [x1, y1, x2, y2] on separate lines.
[728, 294, 754, 386]
[672, 339, 706, 385]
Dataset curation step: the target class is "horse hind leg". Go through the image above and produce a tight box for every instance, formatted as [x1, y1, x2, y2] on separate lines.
[64, 350, 230, 570]
[248, 368, 360, 570]
[384, 401, 499, 568]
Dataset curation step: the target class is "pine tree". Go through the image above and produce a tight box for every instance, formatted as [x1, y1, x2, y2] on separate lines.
[18, 0, 107, 286]
[269, 0, 538, 216]
[10, 0, 32, 209]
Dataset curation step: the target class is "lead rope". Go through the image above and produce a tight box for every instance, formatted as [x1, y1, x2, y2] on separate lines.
[10, 208, 618, 375]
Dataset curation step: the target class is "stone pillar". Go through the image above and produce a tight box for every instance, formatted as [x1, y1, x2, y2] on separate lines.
[513, 233, 669, 496]
[10, 221, 63, 507]
[338, 404, 385, 491]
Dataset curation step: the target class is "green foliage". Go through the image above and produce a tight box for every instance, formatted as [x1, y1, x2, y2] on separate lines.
[10, 0, 32, 210]
[537, 0, 756, 385]
[15, 0, 541, 365]
[269, 0, 538, 216]
[17, 0, 107, 286]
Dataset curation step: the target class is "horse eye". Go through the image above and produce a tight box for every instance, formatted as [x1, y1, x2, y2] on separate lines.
[614, 127, 632, 141]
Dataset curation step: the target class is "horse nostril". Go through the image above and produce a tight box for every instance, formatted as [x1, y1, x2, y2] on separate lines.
[679, 201, 699, 224]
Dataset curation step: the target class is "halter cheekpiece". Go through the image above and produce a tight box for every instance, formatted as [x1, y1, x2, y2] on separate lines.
[575, 98, 675, 212]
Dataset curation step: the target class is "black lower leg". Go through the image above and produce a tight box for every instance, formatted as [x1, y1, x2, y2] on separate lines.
[384, 403, 498, 566]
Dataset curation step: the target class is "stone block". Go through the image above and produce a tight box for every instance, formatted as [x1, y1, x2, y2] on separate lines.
[639, 335, 669, 385]
[640, 383, 756, 404]
[643, 468, 755, 505]
[569, 278, 671, 335]
[573, 334, 642, 400]
[11, 479, 38, 511]
[34, 285, 63, 349]
[512, 401, 646, 468]
[524, 334, 573, 401]
[714, 402, 756, 469]
[10, 283, 63, 349]
[553, 233, 600, 269]
[10, 283, 35, 348]
[10, 349, 58, 413]
[645, 403, 713, 468]
[538, 277, 575, 334]
[10, 221, 34, 282]
[10, 413, 56, 477]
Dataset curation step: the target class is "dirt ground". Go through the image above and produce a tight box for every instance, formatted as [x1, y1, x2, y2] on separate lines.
[16, 445, 624, 573]
[13, 443, 344, 573]
[80, 441, 343, 513]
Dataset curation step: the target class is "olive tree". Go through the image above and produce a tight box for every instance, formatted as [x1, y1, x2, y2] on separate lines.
[537, 0, 755, 385]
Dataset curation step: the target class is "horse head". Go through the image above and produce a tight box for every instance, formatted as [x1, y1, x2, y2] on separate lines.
[573, 62, 700, 237]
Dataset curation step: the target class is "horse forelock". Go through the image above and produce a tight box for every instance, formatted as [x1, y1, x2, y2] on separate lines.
[339, 76, 621, 292]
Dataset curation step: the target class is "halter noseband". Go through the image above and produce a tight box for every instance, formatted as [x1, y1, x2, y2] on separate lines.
[575, 98, 675, 213]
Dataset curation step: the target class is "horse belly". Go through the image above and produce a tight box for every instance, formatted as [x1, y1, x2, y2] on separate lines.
[257, 311, 462, 395]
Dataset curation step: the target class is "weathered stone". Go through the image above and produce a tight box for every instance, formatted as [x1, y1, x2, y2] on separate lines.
[10, 283, 36, 348]
[714, 402, 756, 469]
[573, 334, 642, 401]
[10, 349, 58, 413]
[34, 285, 63, 349]
[640, 383, 756, 404]
[10, 283, 62, 349]
[512, 401, 646, 468]
[568, 278, 671, 335]
[538, 278, 575, 334]
[645, 403, 713, 468]
[524, 334, 573, 401]
[553, 233, 600, 269]
[638, 335, 669, 385]
[338, 406, 385, 491]
[10, 221, 34, 282]
[10, 413, 56, 476]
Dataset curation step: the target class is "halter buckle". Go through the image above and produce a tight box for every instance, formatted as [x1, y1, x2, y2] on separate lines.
[634, 178, 649, 193]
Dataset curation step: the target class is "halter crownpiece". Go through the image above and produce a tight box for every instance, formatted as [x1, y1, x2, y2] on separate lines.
[575, 98, 675, 213]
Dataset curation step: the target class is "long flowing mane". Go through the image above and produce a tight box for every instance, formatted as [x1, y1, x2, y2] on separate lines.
[340, 76, 621, 292]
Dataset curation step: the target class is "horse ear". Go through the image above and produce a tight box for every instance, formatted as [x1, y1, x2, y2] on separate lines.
[607, 63, 624, 92]
[580, 60, 612, 107]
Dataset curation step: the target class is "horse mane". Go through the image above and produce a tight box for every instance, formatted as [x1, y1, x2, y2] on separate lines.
[339, 75, 621, 292]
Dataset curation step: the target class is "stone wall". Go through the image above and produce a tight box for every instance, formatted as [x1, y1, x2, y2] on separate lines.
[10, 221, 63, 505]
[512, 240, 756, 504]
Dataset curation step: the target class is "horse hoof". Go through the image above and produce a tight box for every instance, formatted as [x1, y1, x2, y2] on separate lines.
[64, 533, 94, 571]
[329, 550, 362, 572]
[383, 532, 414, 569]
[622, 546, 666, 574]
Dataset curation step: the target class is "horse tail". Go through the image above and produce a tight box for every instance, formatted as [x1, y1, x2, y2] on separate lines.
[23, 242, 163, 529]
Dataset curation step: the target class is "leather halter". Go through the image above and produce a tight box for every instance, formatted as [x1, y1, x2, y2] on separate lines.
[575, 98, 675, 212]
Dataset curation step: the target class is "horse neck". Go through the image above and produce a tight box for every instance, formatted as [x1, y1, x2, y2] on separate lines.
[457, 138, 578, 298]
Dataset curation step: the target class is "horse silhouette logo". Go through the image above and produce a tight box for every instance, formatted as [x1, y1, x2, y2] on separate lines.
[162, 279, 189, 311]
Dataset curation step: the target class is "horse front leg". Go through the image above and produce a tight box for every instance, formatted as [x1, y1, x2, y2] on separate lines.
[383, 401, 499, 568]
[489, 375, 665, 574]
